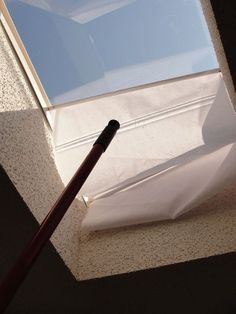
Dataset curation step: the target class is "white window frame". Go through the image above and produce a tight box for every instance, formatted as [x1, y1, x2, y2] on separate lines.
[0, 0, 220, 129]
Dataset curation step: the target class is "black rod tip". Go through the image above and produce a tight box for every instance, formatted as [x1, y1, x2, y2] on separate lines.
[94, 120, 120, 151]
[108, 120, 120, 130]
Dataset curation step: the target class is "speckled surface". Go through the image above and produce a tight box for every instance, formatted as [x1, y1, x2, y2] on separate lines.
[0, 19, 236, 281]
[0, 22, 85, 278]
[201, 0, 236, 107]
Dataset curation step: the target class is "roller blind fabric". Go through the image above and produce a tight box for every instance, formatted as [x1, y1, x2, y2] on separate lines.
[53, 72, 236, 230]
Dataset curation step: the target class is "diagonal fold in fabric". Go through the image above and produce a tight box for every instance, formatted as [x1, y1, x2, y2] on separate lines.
[53, 72, 236, 230]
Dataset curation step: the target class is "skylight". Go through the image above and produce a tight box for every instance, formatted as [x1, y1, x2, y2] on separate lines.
[5, 0, 218, 106]
[3, 1, 236, 233]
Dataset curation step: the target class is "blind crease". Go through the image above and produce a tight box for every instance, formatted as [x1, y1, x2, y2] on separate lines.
[53, 72, 236, 230]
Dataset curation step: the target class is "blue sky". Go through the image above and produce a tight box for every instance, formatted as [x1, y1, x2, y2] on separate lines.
[6, 0, 218, 104]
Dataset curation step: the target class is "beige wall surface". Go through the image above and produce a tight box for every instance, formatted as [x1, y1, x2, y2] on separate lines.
[201, 0, 236, 107]
[0, 21, 85, 278]
[1, 19, 236, 281]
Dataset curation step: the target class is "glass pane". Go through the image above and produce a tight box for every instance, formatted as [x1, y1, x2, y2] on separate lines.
[5, 0, 218, 105]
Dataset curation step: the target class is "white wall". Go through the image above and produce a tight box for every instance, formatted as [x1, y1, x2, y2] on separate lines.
[201, 0, 236, 107]
[0, 21, 85, 278]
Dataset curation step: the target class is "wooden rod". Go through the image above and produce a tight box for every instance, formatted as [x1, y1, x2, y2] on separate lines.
[0, 120, 120, 312]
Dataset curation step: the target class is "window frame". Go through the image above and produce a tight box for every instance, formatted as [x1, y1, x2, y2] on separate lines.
[0, 0, 220, 128]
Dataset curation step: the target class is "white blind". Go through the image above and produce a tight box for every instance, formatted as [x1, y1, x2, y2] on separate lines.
[53, 72, 236, 230]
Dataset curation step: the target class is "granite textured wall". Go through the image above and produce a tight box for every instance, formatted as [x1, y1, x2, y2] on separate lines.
[1, 12, 236, 282]
[201, 0, 236, 107]
[0, 22, 84, 278]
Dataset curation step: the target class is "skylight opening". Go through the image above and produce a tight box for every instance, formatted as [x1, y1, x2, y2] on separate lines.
[4, 0, 218, 107]
[3, 1, 236, 233]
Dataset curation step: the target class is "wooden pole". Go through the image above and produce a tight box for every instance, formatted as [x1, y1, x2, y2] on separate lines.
[0, 120, 120, 312]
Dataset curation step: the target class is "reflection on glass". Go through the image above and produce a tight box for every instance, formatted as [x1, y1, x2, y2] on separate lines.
[6, 0, 218, 105]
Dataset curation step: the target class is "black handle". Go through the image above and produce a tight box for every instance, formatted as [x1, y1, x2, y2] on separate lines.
[94, 120, 120, 151]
